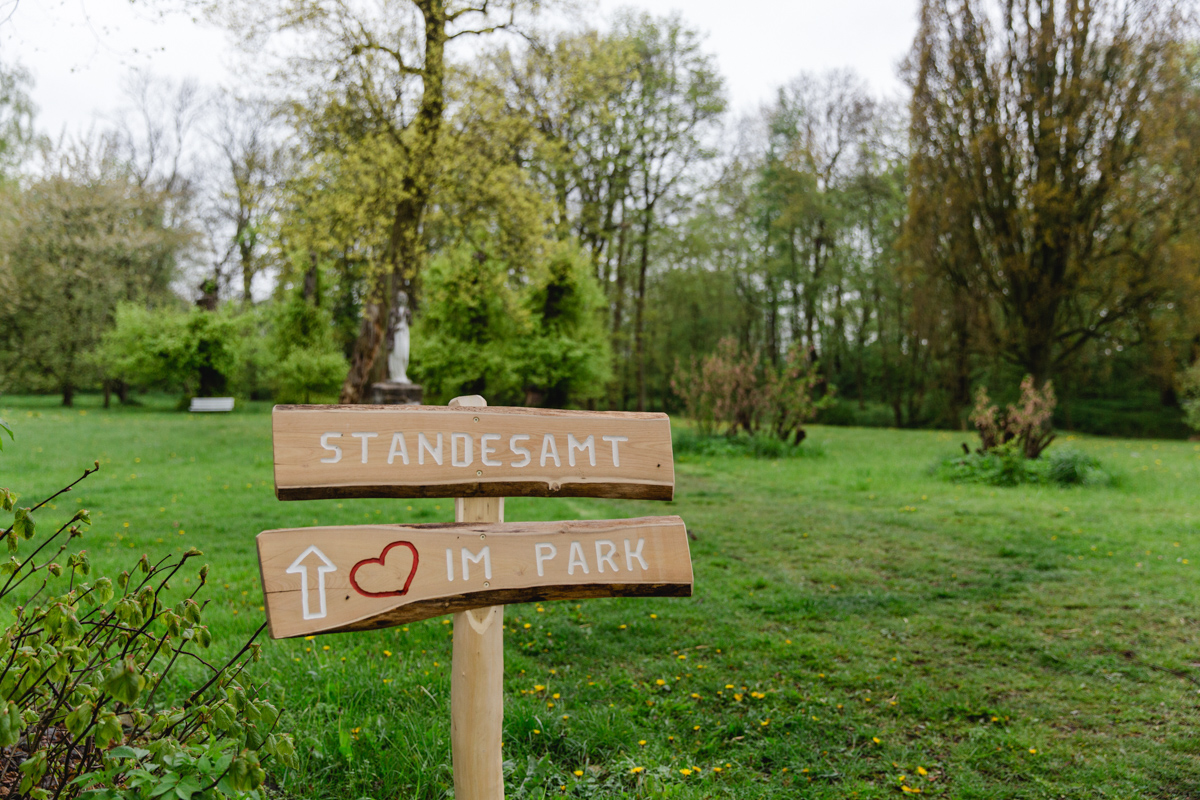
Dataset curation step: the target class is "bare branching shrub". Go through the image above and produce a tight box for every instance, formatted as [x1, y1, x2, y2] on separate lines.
[672, 339, 832, 443]
[671, 338, 762, 436]
[969, 376, 1057, 459]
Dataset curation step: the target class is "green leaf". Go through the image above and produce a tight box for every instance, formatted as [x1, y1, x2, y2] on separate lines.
[12, 508, 34, 540]
[103, 659, 141, 705]
[94, 577, 113, 604]
[94, 712, 123, 748]
[0, 488, 15, 512]
[0, 419, 12, 450]
[174, 776, 201, 800]
[65, 703, 94, 738]
[196, 626, 212, 649]
[113, 597, 143, 626]
[149, 772, 179, 797]
[0, 700, 22, 747]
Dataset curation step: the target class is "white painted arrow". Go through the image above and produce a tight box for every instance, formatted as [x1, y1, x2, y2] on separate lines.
[287, 546, 337, 620]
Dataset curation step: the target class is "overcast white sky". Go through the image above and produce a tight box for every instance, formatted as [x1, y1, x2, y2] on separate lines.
[1, 0, 919, 138]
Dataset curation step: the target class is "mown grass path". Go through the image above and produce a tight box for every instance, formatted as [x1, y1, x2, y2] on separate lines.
[3, 395, 1199, 798]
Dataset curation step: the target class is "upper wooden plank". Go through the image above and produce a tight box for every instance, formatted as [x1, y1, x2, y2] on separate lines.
[272, 405, 675, 501]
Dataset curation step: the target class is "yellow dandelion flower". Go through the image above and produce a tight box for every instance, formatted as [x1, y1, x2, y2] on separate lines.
[384, 650, 392, 657]
[573, 770, 583, 777]
[524, 623, 531, 629]
[693, 725, 700, 731]
[638, 740, 647, 746]
[873, 737, 881, 744]
[552, 693, 560, 699]
[1029, 748, 1037, 754]
[679, 768, 692, 776]
[656, 679, 666, 686]
[630, 767, 644, 774]
[917, 766, 927, 776]
[532, 729, 540, 735]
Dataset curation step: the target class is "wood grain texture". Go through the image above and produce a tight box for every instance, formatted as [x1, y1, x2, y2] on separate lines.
[256, 516, 692, 639]
[271, 404, 674, 501]
[451, 486, 504, 800]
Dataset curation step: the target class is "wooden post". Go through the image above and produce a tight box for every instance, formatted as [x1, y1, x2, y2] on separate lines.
[449, 395, 505, 800]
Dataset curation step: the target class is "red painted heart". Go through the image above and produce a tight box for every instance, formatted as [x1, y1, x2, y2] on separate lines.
[349, 541, 420, 598]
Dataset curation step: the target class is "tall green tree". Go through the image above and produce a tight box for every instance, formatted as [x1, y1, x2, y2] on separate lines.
[205, 0, 539, 402]
[0, 146, 187, 404]
[906, 0, 1200, 387]
[619, 13, 725, 410]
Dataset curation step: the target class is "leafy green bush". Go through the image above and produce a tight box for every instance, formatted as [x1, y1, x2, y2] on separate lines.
[1180, 359, 1200, 435]
[672, 427, 824, 459]
[934, 443, 1113, 487]
[0, 452, 293, 798]
[413, 241, 610, 406]
[265, 295, 347, 403]
[96, 304, 243, 399]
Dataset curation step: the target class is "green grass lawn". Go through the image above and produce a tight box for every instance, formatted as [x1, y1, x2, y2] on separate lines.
[3, 393, 1200, 799]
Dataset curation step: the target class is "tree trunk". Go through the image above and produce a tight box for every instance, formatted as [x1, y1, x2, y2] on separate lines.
[337, 0, 447, 404]
[239, 222, 254, 303]
[609, 213, 628, 408]
[634, 207, 652, 412]
[339, 301, 388, 404]
[303, 255, 320, 305]
[61, 382, 74, 408]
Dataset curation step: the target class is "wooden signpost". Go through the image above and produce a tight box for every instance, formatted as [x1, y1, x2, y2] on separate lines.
[257, 395, 691, 800]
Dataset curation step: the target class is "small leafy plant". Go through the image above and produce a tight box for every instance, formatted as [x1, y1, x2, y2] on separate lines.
[0, 457, 294, 798]
[935, 444, 1112, 487]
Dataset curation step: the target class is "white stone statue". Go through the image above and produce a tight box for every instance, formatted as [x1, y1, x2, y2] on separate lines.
[387, 291, 411, 384]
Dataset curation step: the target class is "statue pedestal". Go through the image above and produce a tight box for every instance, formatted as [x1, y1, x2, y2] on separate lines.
[370, 381, 424, 405]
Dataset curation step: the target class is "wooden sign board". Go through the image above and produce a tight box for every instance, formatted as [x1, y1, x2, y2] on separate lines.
[257, 515, 691, 639]
[271, 405, 674, 501]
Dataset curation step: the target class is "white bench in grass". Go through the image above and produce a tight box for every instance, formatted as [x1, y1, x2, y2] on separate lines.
[189, 397, 235, 413]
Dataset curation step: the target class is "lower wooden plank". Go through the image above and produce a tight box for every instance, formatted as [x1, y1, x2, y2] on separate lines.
[256, 516, 692, 639]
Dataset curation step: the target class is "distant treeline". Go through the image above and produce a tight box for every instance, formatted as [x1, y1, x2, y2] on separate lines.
[0, 0, 1197, 437]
